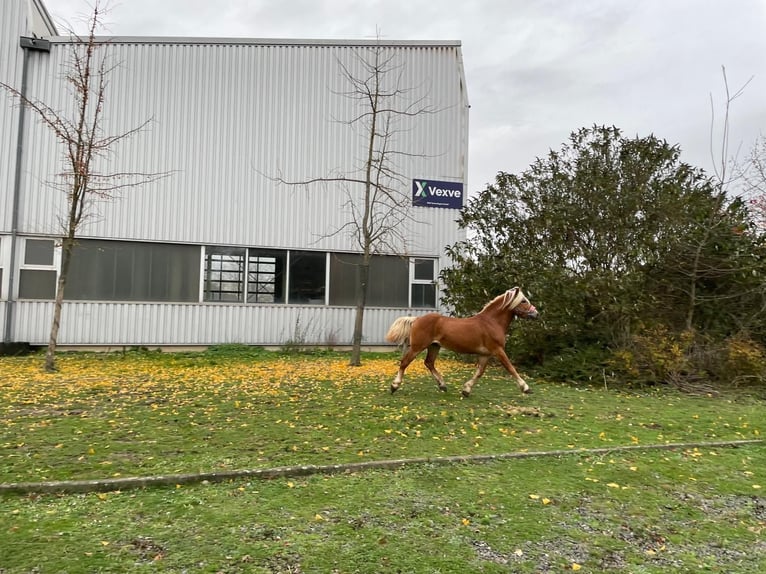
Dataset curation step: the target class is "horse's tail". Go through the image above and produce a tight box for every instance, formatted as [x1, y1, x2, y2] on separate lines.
[385, 316, 417, 345]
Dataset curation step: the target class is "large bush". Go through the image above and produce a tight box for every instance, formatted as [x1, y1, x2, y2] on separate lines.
[442, 126, 766, 386]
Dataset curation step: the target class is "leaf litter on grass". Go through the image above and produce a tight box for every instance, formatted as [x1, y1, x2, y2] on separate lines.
[0, 350, 763, 485]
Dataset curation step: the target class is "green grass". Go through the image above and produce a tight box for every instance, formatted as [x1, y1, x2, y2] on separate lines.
[0, 349, 762, 485]
[2, 447, 765, 572]
[1, 349, 765, 572]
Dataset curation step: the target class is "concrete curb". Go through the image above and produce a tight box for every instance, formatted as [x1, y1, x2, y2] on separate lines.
[1, 439, 762, 495]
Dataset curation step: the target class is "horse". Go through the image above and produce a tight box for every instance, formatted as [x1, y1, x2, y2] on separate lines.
[385, 287, 538, 397]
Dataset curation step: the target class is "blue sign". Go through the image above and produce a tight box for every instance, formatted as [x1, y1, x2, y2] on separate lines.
[412, 179, 464, 209]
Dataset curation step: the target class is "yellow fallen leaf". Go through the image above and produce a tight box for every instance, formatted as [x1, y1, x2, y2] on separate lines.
[542, 498, 551, 505]
[607, 483, 620, 488]
[461, 518, 470, 526]
[572, 563, 582, 571]
[528, 494, 540, 500]
[314, 514, 324, 521]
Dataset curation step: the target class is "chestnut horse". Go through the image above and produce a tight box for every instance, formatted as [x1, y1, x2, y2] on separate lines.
[385, 287, 538, 397]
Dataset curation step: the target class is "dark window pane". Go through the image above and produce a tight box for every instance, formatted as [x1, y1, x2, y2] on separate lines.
[329, 253, 408, 307]
[19, 269, 56, 299]
[328, 253, 361, 306]
[204, 247, 245, 302]
[248, 249, 286, 303]
[67, 240, 200, 302]
[289, 251, 326, 304]
[368, 255, 408, 307]
[413, 258, 435, 281]
[411, 283, 436, 308]
[25, 239, 54, 266]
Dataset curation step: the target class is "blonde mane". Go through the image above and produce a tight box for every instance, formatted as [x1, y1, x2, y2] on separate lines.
[479, 288, 525, 313]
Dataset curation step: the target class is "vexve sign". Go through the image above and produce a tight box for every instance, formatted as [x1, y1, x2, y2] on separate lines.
[412, 179, 463, 209]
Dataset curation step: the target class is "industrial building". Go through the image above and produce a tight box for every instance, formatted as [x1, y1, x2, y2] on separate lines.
[1, 0, 469, 348]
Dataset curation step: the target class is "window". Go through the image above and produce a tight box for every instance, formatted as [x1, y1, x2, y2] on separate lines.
[67, 240, 200, 302]
[248, 249, 286, 303]
[411, 258, 437, 308]
[19, 238, 57, 299]
[198, 246, 434, 308]
[289, 251, 326, 304]
[204, 247, 325, 305]
[25, 239, 54, 265]
[329, 253, 408, 307]
[19, 269, 57, 299]
[204, 247, 246, 302]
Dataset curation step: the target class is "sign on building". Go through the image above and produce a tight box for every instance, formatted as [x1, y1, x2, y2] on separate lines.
[412, 179, 463, 209]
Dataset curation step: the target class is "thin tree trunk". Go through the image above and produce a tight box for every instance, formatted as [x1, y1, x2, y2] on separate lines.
[44, 235, 74, 372]
[349, 260, 370, 366]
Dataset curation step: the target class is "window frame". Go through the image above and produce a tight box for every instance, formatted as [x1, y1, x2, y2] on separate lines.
[18, 237, 59, 300]
[410, 257, 437, 309]
[203, 246, 247, 303]
[247, 249, 286, 303]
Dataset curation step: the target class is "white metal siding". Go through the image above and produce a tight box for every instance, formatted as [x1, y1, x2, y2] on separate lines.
[14, 300, 429, 347]
[3, 23, 468, 348]
[18, 39, 468, 256]
[0, 0, 26, 232]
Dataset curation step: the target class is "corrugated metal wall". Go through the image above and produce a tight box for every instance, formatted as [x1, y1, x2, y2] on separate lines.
[3, 24, 469, 347]
[18, 39, 468, 256]
[0, 0, 26, 232]
[14, 300, 429, 347]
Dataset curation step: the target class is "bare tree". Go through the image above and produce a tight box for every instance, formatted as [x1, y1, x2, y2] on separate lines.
[679, 66, 753, 330]
[275, 42, 438, 366]
[1, 2, 167, 371]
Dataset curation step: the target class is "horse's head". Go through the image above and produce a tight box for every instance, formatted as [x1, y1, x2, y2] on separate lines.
[509, 288, 539, 320]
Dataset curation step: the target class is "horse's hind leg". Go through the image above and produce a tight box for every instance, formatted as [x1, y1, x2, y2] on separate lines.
[424, 343, 447, 391]
[462, 355, 490, 397]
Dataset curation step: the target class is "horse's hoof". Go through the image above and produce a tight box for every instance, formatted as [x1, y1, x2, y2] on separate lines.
[390, 385, 399, 394]
[438, 385, 448, 392]
[461, 389, 471, 398]
[523, 387, 532, 394]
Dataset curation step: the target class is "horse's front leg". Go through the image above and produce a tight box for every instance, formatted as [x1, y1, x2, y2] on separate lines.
[495, 349, 531, 394]
[424, 343, 447, 391]
[461, 355, 490, 397]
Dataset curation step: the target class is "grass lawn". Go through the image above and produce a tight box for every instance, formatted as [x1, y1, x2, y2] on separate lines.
[1, 348, 764, 572]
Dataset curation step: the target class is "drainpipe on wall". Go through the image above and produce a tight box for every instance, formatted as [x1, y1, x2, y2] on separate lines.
[3, 36, 51, 344]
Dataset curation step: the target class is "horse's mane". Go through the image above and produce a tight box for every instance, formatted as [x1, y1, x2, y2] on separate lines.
[479, 288, 525, 313]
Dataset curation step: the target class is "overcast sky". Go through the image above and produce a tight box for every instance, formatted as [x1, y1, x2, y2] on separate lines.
[46, 0, 766, 195]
